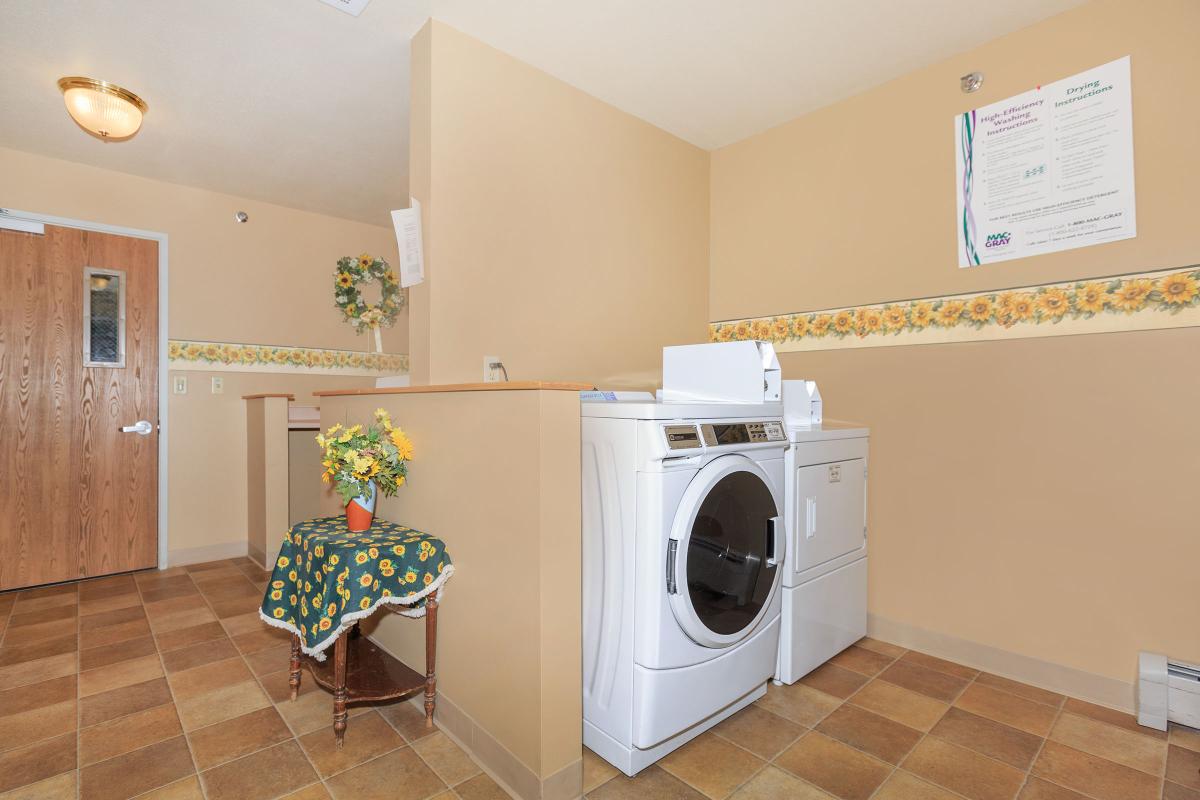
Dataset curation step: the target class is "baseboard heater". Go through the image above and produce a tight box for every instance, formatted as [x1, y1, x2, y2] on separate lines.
[1138, 652, 1200, 730]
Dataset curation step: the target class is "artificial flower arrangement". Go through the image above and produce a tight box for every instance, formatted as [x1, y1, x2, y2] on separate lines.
[316, 409, 414, 530]
[334, 253, 405, 335]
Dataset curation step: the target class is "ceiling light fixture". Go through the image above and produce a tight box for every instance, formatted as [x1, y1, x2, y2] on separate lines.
[57, 77, 148, 140]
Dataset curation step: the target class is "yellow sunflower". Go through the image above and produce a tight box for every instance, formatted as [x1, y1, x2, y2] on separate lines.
[811, 315, 833, 336]
[855, 308, 883, 336]
[734, 321, 751, 339]
[909, 302, 933, 328]
[832, 310, 855, 334]
[791, 316, 810, 338]
[966, 296, 993, 323]
[771, 317, 791, 340]
[1159, 273, 1198, 305]
[1036, 287, 1070, 319]
[337, 272, 353, 288]
[750, 319, 771, 340]
[935, 300, 965, 327]
[1113, 279, 1153, 312]
[358, 253, 374, 269]
[715, 324, 735, 342]
[882, 306, 907, 331]
[319, 617, 333, 630]
[1007, 293, 1036, 322]
[358, 573, 373, 587]
[390, 429, 414, 461]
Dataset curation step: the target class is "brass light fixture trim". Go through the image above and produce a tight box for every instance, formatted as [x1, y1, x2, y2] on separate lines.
[57, 76, 149, 140]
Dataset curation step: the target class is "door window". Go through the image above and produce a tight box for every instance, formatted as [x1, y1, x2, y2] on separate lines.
[83, 267, 126, 367]
[685, 470, 778, 635]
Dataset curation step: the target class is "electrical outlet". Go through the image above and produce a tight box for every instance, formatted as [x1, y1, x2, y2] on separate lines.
[483, 356, 502, 382]
[828, 464, 841, 483]
[211, 376, 224, 394]
[173, 376, 187, 395]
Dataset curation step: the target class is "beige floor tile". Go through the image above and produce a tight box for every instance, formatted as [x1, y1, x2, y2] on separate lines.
[827, 645, 895, 677]
[584, 747, 621, 794]
[167, 656, 255, 700]
[798, 663, 870, 700]
[1, 618, 77, 647]
[199, 740, 318, 800]
[1168, 744, 1200, 791]
[854, 638, 906, 658]
[815, 703, 922, 764]
[161, 637, 240, 674]
[1060, 698, 1167, 739]
[138, 775, 206, 799]
[79, 702, 183, 766]
[1048, 711, 1166, 774]
[187, 706, 294, 770]
[150, 606, 218, 634]
[79, 617, 151, 649]
[901, 736, 1025, 800]
[79, 736, 195, 800]
[873, 770, 962, 800]
[454, 772, 513, 800]
[0, 771, 76, 800]
[755, 681, 841, 727]
[8, 604, 76, 628]
[262, 668, 320, 702]
[243, 642, 292, 676]
[877, 661, 970, 703]
[0, 634, 77, 668]
[954, 683, 1058, 737]
[1164, 781, 1200, 800]
[775, 732, 890, 800]
[233, 627, 292, 655]
[155, 621, 228, 652]
[144, 594, 210, 621]
[659, 732, 764, 799]
[325, 747, 447, 800]
[177, 679, 272, 730]
[0, 651, 77, 691]
[80, 676, 173, 727]
[898, 651, 979, 680]
[0, 674, 75, 718]
[0, 701, 76, 753]
[1031, 741, 1160, 800]
[300, 711, 406, 778]
[77, 604, 145, 631]
[411, 729, 481, 785]
[713, 704, 804, 759]
[78, 634, 157, 671]
[930, 707, 1044, 770]
[587, 764, 707, 800]
[222, 611, 269, 637]
[848, 679, 948, 732]
[378, 699, 438, 742]
[1172, 724, 1200, 753]
[280, 785, 334, 800]
[78, 653, 163, 697]
[78, 592, 142, 617]
[1017, 777, 1091, 799]
[0, 734, 76, 795]
[11, 593, 76, 614]
[727, 765, 831, 799]
[973, 673, 1065, 708]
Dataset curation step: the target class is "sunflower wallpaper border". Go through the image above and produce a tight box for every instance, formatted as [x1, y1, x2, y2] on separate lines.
[168, 340, 409, 376]
[709, 266, 1200, 352]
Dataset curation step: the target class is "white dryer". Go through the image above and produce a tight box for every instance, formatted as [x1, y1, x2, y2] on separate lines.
[582, 400, 788, 775]
[776, 421, 870, 684]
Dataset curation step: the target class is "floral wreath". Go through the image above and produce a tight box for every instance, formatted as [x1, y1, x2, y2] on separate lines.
[334, 253, 405, 333]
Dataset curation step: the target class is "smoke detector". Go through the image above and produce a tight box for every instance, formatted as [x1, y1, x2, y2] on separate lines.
[317, 0, 371, 16]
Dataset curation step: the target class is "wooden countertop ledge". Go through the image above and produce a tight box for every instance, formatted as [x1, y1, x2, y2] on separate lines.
[314, 381, 594, 398]
[242, 393, 296, 400]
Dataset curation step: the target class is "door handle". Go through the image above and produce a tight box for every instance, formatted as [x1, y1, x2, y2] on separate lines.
[120, 420, 153, 435]
[766, 516, 784, 567]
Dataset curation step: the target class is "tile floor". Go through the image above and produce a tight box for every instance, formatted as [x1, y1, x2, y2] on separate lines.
[0, 557, 510, 800]
[582, 640, 1200, 800]
[1, 562, 1197, 800]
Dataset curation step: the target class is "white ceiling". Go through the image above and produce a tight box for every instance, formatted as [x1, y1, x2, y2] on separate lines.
[0, 0, 1085, 226]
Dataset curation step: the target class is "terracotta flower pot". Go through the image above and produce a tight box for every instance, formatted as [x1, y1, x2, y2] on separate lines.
[345, 479, 376, 532]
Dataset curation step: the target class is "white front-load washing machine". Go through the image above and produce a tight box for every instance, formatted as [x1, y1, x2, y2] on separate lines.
[581, 399, 788, 775]
[776, 421, 870, 684]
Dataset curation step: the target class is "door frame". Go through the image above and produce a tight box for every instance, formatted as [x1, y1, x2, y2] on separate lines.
[1, 206, 170, 570]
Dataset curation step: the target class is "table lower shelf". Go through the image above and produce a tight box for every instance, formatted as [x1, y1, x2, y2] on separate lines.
[303, 634, 427, 703]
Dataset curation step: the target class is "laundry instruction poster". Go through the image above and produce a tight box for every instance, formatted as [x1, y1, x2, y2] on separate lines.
[955, 56, 1135, 268]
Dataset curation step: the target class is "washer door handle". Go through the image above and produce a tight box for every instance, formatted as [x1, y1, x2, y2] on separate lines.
[766, 516, 784, 567]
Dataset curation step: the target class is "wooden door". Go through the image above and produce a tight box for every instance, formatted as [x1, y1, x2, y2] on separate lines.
[0, 224, 159, 589]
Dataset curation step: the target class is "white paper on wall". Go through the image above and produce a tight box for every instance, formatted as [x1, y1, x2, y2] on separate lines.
[391, 198, 425, 288]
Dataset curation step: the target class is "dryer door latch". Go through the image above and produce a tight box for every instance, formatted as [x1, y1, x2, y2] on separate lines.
[666, 539, 678, 594]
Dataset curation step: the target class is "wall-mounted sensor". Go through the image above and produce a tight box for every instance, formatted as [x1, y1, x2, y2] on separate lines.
[234, 211, 248, 223]
[961, 72, 984, 93]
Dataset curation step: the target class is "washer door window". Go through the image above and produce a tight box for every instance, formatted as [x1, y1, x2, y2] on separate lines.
[669, 456, 783, 648]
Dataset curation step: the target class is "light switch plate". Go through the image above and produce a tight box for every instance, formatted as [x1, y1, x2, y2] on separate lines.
[316, 0, 371, 16]
[173, 376, 187, 395]
[211, 376, 224, 394]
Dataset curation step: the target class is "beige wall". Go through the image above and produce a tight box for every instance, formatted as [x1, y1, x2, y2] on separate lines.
[321, 388, 582, 798]
[1, 146, 403, 561]
[409, 21, 710, 388]
[710, 0, 1200, 695]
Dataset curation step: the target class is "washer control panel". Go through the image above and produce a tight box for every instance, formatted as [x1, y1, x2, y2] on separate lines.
[664, 420, 786, 449]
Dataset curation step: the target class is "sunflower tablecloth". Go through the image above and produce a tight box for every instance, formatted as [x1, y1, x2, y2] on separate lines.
[258, 515, 454, 660]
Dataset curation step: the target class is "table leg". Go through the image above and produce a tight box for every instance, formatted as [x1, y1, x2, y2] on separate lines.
[424, 596, 438, 728]
[289, 635, 302, 701]
[333, 630, 349, 749]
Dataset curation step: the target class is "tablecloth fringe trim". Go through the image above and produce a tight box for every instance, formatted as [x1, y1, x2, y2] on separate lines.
[257, 564, 455, 662]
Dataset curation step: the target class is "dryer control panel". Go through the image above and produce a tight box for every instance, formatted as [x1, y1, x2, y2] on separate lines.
[700, 421, 786, 446]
